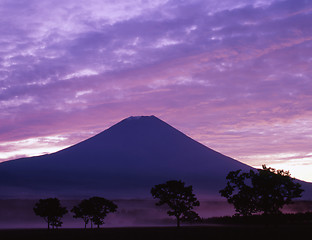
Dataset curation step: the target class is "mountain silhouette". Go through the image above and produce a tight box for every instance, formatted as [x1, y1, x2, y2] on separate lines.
[0, 115, 311, 199]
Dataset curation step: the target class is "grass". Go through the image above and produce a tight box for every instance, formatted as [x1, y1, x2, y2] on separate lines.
[202, 211, 312, 225]
[1, 225, 311, 240]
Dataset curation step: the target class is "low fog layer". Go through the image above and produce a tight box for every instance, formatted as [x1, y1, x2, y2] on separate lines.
[1, 199, 311, 229]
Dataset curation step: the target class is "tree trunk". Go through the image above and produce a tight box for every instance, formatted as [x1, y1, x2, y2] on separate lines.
[177, 216, 180, 227]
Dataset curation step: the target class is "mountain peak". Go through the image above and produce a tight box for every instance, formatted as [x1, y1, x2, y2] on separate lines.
[125, 115, 157, 121]
[0, 115, 253, 198]
[4, 115, 311, 200]
[112, 115, 166, 131]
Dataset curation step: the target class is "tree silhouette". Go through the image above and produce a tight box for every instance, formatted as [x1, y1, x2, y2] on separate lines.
[72, 197, 117, 228]
[151, 180, 200, 227]
[220, 165, 304, 216]
[219, 169, 257, 216]
[89, 197, 118, 228]
[33, 198, 68, 229]
[71, 199, 93, 229]
[252, 165, 304, 215]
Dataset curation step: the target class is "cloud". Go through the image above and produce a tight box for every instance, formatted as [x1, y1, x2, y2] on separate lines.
[0, 0, 312, 181]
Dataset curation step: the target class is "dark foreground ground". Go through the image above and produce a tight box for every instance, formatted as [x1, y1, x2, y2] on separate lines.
[1, 225, 311, 240]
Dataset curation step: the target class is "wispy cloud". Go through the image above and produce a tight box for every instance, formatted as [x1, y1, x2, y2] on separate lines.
[1, 0, 312, 181]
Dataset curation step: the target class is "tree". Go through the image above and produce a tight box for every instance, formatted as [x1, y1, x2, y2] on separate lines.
[76, 197, 118, 228]
[33, 198, 68, 229]
[219, 169, 257, 216]
[151, 180, 200, 227]
[220, 165, 304, 216]
[71, 199, 93, 229]
[252, 165, 304, 215]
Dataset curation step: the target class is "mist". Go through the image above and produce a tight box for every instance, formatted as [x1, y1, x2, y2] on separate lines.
[0, 198, 233, 229]
[1, 199, 311, 229]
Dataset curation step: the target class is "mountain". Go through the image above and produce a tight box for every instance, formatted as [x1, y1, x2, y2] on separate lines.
[0, 115, 311, 199]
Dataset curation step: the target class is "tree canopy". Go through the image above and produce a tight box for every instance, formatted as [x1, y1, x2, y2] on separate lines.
[151, 180, 200, 227]
[71, 199, 93, 229]
[220, 165, 304, 216]
[33, 198, 68, 229]
[71, 196, 118, 228]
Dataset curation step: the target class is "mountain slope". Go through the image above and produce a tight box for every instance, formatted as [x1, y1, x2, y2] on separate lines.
[0, 116, 310, 199]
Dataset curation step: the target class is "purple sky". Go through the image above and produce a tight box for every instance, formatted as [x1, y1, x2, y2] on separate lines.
[1, 0, 312, 181]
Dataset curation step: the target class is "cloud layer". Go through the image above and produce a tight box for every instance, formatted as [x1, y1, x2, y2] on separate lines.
[1, 0, 312, 181]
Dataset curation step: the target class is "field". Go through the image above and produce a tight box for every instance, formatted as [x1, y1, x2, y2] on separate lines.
[1, 199, 312, 239]
[1, 225, 311, 240]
